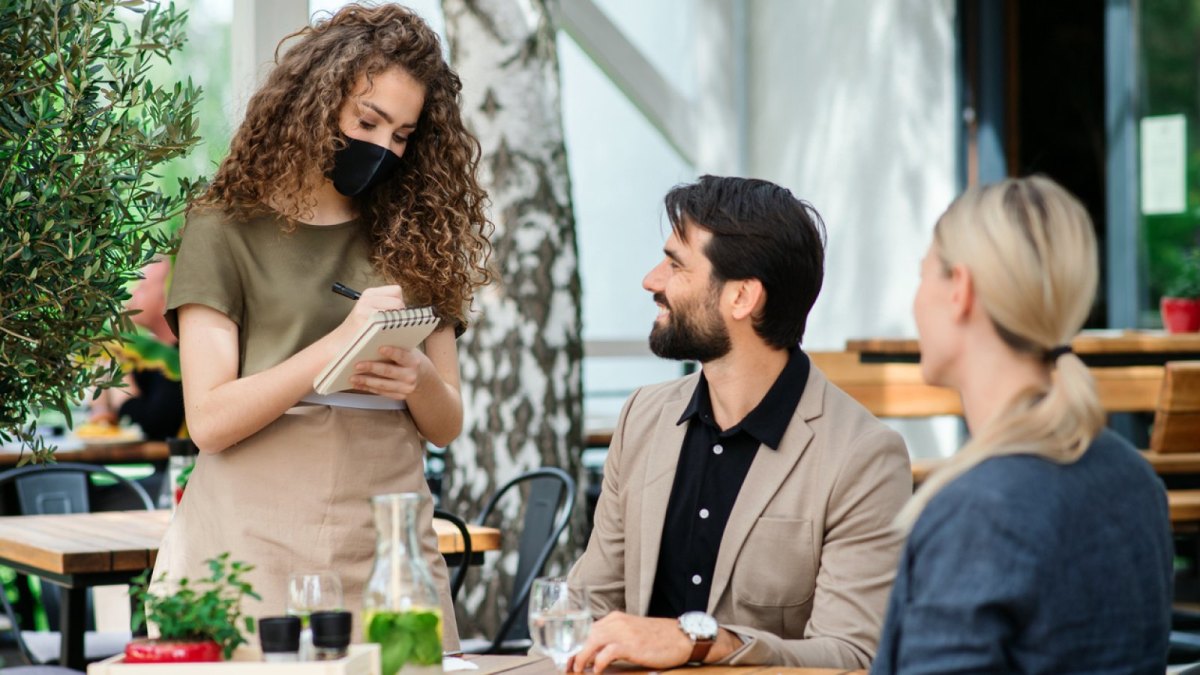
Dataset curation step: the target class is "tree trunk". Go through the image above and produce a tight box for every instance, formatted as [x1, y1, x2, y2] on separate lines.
[441, 0, 584, 640]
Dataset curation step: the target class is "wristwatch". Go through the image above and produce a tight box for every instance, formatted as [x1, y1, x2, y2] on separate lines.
[677, 611, 719, 665]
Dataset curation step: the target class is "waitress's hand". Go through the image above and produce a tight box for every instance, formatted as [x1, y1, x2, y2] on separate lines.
[332, 285, 405, 343]
[349, 346, 433, 401]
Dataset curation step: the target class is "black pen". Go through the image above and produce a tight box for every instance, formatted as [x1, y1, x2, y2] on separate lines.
[331, 282, 361, 301]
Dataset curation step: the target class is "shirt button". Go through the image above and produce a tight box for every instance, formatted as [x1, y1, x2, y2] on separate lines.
[691, 574, 702, 585]
[713, 444, 724, 455]
[699, 508, 710, 519]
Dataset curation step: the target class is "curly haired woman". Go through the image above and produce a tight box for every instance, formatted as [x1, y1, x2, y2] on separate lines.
[152, 4, 492, 648]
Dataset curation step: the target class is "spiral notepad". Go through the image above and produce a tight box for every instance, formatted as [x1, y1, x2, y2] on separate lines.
[313, 307, 440, 395]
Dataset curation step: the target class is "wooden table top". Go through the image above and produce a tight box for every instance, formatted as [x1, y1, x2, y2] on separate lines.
[0, 440, 169, 467]
[0, 509, 500, 577]
[463, 654, 862, 675]
[847, 331, 1200, 357]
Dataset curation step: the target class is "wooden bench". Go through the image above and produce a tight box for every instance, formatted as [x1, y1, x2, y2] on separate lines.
[910, 362, 1200, 529]
[1148, 362, 1200, 530]
[1137, 361, 1200, 488]
[1148, 361, 1200, 454]
[809, 351, 1164, 419]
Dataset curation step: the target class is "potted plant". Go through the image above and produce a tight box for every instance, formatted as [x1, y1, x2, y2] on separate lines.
[1162, 249, 1200, 333]
[125, 553, 260, 663]
[0, 0, 203, 464]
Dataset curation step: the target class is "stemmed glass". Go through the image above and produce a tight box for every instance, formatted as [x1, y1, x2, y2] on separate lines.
[287, 572, 343, 657]
[528, 577, 591, 671]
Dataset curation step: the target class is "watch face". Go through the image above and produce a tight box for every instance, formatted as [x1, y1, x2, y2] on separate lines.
[679, 611, 718, 640]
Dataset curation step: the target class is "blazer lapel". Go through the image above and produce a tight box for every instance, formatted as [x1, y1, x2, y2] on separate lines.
[706, 366, 827, 612]
[635, 381, 694, 616]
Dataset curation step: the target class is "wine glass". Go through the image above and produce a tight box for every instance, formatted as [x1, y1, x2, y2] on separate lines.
[528, 577, 591, 671]
[287, 572, 343, 658]
[287, 571, 344, 623]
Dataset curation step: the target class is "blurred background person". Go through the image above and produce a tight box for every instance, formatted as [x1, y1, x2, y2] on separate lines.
[90, 257, 186, 441]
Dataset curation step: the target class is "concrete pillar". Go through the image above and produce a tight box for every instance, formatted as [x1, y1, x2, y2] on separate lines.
[231, 0, 310, 123]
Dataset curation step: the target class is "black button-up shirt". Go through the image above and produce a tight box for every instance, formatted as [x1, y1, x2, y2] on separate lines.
[647, 348, 811, 618]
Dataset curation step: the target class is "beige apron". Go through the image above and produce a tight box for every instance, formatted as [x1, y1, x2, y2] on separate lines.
[152, 403, 460, 649]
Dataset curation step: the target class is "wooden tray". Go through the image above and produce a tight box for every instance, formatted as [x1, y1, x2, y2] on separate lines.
[88, 643, 380, 675]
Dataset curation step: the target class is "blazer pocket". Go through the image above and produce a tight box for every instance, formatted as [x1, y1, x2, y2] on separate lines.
[732, 517, 817, 607]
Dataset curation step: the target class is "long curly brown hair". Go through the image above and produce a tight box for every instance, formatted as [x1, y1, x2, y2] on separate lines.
[195, 3, 492, 326]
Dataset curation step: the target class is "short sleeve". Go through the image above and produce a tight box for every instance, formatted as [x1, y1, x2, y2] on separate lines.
[165, 211, 244, 337]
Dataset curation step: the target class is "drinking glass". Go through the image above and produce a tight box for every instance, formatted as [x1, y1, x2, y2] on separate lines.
[528, 577, 591, 671]
[287, 572, 343, 659]
[287, 571, 344, 624]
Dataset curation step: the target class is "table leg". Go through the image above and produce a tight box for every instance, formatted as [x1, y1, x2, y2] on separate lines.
[59, 585, 87, 670]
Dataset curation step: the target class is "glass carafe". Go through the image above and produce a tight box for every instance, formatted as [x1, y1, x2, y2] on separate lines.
[363, 493, 443, 675]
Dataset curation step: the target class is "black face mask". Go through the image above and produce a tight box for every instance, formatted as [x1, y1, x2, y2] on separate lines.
[330, 137, 402, 197]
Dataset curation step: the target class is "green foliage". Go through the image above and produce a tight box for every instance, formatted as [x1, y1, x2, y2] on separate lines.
[0, 0, 204, 463]
[1164, 248, 1200, 298]
[175, 460, 194, 488]
[1141, 0, 1200, 306]
[130, 553, 260, 660]
[366, 609, 443, 674]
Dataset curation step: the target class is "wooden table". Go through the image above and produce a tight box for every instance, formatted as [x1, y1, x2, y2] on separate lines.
[0, 441, 169, 467]
[847, 331, 1200, 367]
[0, 510, 500, 671]
[464, 654, 863, 675]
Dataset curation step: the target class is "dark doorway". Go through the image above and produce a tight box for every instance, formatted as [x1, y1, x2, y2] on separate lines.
[1012, 0, 1107, 326]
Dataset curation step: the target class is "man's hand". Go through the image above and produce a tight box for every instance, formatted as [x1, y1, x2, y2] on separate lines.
[569, 612, 692, 674]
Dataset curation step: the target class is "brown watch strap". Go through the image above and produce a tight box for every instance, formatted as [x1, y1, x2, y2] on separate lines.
[687, 637, 715, 664]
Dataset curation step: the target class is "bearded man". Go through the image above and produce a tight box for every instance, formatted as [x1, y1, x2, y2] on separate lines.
[567, 175, 912, 671]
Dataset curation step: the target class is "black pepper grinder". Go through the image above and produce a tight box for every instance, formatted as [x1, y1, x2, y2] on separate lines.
[259, 616, 301, 662]
[310, 610, 352, 661]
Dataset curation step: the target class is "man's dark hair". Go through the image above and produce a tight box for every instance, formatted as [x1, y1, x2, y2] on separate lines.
[664, 175, 826, 347]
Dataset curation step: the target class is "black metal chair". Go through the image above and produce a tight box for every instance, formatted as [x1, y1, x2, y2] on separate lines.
[459, 467, 575, 654]
[0, 463, 153, 667]
[0, 662, 85, 667]
[433, 509, 472, 603]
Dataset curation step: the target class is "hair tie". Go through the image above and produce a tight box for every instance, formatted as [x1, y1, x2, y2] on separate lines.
[1044, 345, 1073, 363]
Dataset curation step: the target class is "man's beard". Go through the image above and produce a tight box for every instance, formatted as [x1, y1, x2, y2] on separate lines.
[648, 291, 732, 363]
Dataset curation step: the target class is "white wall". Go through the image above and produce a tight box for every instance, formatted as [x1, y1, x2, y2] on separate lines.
[746, 0, 961, 457]
[747, 0, 958, 350]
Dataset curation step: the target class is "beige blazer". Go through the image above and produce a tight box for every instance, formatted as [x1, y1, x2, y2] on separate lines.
[568, 361, 911, 669]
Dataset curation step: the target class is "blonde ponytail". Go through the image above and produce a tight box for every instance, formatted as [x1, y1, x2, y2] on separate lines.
[897, 176, 1105, 530]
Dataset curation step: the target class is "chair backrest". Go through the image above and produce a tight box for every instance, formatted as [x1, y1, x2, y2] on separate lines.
[0, 462, 153, 664]
[1151, 361, 1200, 454]
[474, 467, 575, 652]
[433, 508, 472, 603]
[0, 462, 154, 514]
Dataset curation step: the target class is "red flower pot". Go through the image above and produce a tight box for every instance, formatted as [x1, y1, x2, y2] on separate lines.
[1162, 297, 1200, 334]
[123, 638, 222, 663]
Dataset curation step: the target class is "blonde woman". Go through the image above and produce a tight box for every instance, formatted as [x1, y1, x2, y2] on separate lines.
[871, 177, 1172, 673]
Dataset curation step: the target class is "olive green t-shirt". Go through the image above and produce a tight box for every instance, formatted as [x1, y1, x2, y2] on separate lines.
[166, 210, 387, 377]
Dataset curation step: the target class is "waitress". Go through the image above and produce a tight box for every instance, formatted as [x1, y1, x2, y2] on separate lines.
[153, 3, 492, 648]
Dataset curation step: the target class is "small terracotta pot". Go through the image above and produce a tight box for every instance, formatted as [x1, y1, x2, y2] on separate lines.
[123, 637, 222, 663]
[1162, 297, 1200, 333]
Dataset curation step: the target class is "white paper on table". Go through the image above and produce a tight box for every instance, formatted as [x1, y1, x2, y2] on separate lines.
[443, 656, 480, 671]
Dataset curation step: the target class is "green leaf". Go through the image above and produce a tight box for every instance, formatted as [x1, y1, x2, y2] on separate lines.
[0, 0, 203, 439]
